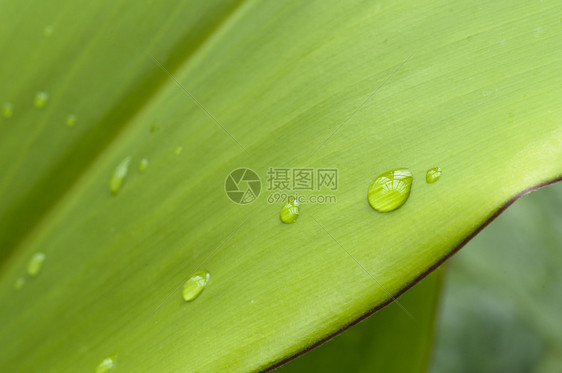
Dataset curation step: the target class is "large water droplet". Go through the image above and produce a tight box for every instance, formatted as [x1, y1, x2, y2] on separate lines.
[367, 168, 413, 212]
[43, 25, 54, 37]
[27, 252, 46, 276]
[14, 277, 25, 290]
[66, 114, 77, 127]
[426, 167, 442, 184]
[2, 102, 14, 118]
[280, 197, 300, 223]
[183, 270, 210, 302]
[139, 158, 149, 173]
[109, 156, 131, 195]
[34, 92, 49, 108]
[95, 356, 116, 373]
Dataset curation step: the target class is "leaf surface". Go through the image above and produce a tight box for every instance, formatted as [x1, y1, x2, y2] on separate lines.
[0, 0, 560, 371]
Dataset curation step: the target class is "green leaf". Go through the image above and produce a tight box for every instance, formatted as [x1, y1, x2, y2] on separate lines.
[278, 268, 443, 373]
[0, 0, 560, 372]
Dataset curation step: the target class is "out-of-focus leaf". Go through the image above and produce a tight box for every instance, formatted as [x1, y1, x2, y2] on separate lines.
[431, 183, 562, 373]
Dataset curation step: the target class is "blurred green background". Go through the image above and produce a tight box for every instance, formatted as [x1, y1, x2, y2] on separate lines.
[279, 182, 562, 372]
[431, 181, 562, 373]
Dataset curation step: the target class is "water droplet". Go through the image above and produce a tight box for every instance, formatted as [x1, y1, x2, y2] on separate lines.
[34, 92, 49, 108]
[139, 158, 149, 173]
[14, 277, 25, 290]
[27, 252, 46, 276]
[95, 356, 116, 373]
[66, 114, 77, 127]
[109, 156, 131, 195]
[43, 25, 54, 37]
[149, 124, 159, 133]
[2, 102, 14, 118]
[367, 168, 413, 212]
[280, 197, 300, 223]
[426, 167, 442, 184]
[183, 270, 210, 302]
[174, 146, 183, 155]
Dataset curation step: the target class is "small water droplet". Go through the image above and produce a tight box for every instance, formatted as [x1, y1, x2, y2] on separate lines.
[14, 277, 25, 290]
[66, 114, 77, 127]
[27, 252, 46, 276]
[367, 168, 413, 212]
[183, 270, 210, 302]
[149, 124, 159, 133]
[426, 167, 442, 184]
[280, 197, 300, 223]
[34, 92, 49, 108]
[95, 356, 116, 373]
[174, 146, 183, 155]
[43, 25, 54, 37]
[139, 158, 149, 173]
[109, 156, 131, 195]
[2, 102, 14, 118]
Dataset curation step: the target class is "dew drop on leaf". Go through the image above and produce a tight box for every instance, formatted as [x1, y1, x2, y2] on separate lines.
[14, 277, 25, 290]
[2, 102, 14, 118]
[174, 146, 183, 155]
[426, 167, 442, 184]
[43, 25, 54, 37]
[138, 158, 149, 173]
[109, 156, 131, 195]
[183, 270, 210, 302]
[33, 92, 49, 108]
[66, 114, 77, 127]
[280, 197, 300, 224]
[95, 356, 116, 373]
[27, 252, 46, 276]
[367, 168, 413, 212]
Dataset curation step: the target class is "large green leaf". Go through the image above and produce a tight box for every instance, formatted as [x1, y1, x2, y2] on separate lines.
[0, 0, 560, 372]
